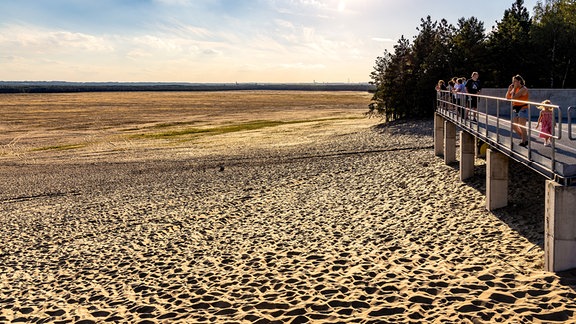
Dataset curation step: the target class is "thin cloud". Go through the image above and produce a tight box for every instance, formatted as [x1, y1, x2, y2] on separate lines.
[0, 24, 114, 53]
[155, 22, 223, 44]
[152, 0, 193, 6]
[372, 37, 395, 43]
[132, 35, 185, 52]
[279, 62, 326, 70]
[274, 19, 296, 29]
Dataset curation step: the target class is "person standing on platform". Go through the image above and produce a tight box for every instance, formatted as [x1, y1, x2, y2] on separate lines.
[536, 99, 554, 146]
[454, 78, 466, 118]
[465, 72, 482, 121]
[506, 74, 530, 147]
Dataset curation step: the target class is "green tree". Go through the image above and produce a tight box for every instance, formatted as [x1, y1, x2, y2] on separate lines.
[451, 17, 487, 77]
[532, 0, 576, 88]
[411, 17, 448, 117]
[368, 51, 393, 121]
[485, 0, 533, 86]
[369, 36, 413, 121]
[436, 19, 457, 77]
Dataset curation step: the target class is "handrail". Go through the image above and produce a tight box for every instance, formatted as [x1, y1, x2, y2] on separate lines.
[437, 90, 563, 142]
[461, 91, 561, 137]
[435, 90, 575, 186]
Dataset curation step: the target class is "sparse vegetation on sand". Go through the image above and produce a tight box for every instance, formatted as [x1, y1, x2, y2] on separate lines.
[0, 91, 372, 161]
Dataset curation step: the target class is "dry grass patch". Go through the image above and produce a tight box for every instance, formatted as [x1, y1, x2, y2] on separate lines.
[31, 143, 87, 151]
[0, 91, 373, 162]
[133, 117, 361, 140]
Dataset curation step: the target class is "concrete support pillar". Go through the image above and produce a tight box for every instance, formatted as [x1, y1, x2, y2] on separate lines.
[444, 121, 456, 165]
[434, 113, 444, 157]
[545, 181, 576, 272]
[460, 131, 475, 180]
[486, 149, 509, 210]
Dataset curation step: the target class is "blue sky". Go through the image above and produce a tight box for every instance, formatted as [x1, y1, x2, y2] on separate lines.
[0, 0, 538, 83]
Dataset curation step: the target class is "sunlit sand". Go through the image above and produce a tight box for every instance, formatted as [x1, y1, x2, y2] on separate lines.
[1, 91, 575, 323]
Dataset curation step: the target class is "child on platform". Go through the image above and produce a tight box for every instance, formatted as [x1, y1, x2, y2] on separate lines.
[536, 99, 554, 147]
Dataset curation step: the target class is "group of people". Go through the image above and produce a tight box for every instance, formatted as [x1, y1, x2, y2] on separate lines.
[436, 72, 555, 147]
[435, 72, 482, 121]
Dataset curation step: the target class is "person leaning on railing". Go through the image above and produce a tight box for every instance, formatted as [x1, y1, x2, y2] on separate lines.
[506, 74, 530, 147]
[465, 72, 481, 121]
[435, 80, 447, 109]
[454, 78, 466, 118]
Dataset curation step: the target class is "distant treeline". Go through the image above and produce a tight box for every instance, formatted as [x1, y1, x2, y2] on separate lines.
[0, 82, 375, 94]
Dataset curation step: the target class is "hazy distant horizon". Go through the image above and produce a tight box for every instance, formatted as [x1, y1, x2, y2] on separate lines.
[0, 80, 372, 85]
[0, 80, 375, 94]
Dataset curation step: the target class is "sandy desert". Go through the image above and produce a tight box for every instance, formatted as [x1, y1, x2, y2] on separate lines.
[1, 91, 575, 323]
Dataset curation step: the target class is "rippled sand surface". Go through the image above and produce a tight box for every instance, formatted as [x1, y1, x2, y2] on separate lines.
[1, 91, 575, 323]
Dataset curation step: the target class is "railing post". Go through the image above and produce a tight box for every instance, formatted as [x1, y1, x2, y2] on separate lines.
[486, 148, 509, 210]
[545, 181, 576, 272]
[460, 131, 475, 180]
[434, 113, 444, 157]
[568, 106, 575, 140]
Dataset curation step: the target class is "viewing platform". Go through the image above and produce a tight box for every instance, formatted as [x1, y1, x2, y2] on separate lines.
[435, 90, 576, 272]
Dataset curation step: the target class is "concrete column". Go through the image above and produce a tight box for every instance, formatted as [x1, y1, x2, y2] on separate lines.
[434, 113, 444, 157]
[460, 131, 475, 180]
[486, 149, 508, 210]
[444, 121, 456, 165]
[545, 181, 576, 272]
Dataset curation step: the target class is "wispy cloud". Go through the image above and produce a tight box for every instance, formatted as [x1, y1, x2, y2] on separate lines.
[0, 24, 114, 54]
[153, 0, 193, 5]
[372, 37, 395, 43]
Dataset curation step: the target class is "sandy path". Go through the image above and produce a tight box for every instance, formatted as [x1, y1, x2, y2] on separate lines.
[1, 92, 575, 323]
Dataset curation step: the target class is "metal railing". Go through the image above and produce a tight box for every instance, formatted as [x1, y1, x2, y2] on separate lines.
[436, 90, 576, 186]
[569, 106, 575, 140]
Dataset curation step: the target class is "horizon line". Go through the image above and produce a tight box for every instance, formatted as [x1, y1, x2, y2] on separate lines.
[0, 80, 372, 85]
